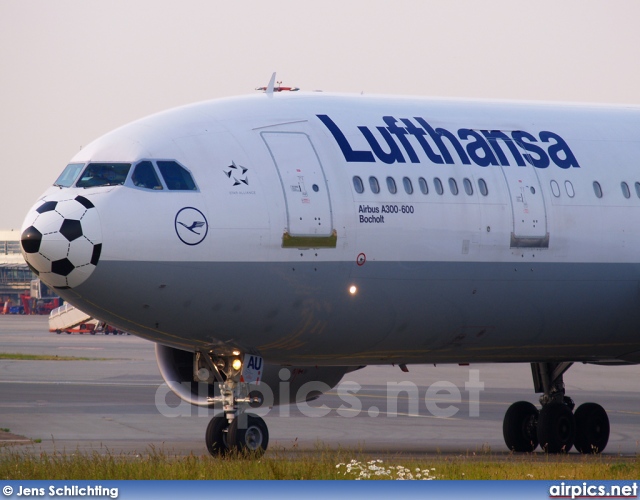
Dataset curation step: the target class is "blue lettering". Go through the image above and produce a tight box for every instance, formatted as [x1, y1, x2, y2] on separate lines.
[358, 126, 406, 164]
[540, 131, 581, 169]
[383, 116, 420, 163]
[401, 118, 444, 164]
[317, 115, 579, 169]
[414, 118, 460, 164]
[247, 356, 262, 370]
[435, 125, 472, 165]
[511, 131, 550, 168]
[482, 131, 526, 167]
[316, 115, 375, 163]
[458, 129, 498, 167]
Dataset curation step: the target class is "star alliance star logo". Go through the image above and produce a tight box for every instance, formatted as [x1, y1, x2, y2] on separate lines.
[224, 161, 249, 186]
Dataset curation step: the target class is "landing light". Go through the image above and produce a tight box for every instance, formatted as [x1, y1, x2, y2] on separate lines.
[232, 358, 242, 371]
[349, 285, 357, 295]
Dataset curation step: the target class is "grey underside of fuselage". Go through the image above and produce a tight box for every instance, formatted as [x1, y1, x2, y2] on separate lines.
[65, 260, 640, 366]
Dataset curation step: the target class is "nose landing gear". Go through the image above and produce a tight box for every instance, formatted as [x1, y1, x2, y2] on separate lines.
[198, 351, 269, 457]
[503, 362, 610, 454]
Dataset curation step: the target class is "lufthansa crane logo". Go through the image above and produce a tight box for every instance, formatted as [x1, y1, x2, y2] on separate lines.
[175, 207, 208, 246]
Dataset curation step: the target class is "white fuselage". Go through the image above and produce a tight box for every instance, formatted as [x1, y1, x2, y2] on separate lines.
[22, 92, 640, 365]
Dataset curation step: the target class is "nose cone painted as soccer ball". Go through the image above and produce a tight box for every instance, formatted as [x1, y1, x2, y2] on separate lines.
[20, 195, 102, 289]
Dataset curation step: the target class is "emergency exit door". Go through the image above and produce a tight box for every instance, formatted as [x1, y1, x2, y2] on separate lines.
[500, 165, 549, 248]
[261, 131, 334, 238]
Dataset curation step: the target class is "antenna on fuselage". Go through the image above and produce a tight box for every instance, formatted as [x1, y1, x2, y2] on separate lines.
[256, 73, 299, 95]
[266, 72, 276, 95]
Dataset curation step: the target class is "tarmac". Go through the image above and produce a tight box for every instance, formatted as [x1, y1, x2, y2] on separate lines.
[1, 315, 638, 458]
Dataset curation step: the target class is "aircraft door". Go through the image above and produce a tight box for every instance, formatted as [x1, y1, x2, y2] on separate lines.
[261, 132, 334, 239]
[499, 165, 549, 248]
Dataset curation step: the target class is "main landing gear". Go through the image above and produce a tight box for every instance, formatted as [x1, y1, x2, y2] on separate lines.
[198, 351, 269, 456]
[503, 362, 610, 454]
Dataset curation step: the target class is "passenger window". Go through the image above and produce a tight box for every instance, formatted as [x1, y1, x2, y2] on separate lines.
[550, 180, 560, 197]
[369, 176, 380, 194]
[448, 178, 458, 195]
[478, 178, 488, 196]
[565, 181, 575, 198]
[132, 161, 163, 190]
[463, 178, 473, 196]
[76, 163, 131, 188]
[418, 177, 428, 195]
[353, 176, 364, 194]
[635, 182, 640, 198]
[593, 181, 603, 198]
[54, 163, 84, 188]
[434, 177, 444, 195]
[403, 177, 413, 195]
[157, 161, 197, 190]
[621, 182, 631, 199]
[386, 176, 397, 194]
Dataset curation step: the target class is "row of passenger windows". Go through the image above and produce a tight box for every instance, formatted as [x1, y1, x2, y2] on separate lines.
[353, 175, 489, 197]
[353, 175, 640, 202]
[54, 160, 197, 191]
[548, 180, 640, 200]
[592, 181, 640, 200]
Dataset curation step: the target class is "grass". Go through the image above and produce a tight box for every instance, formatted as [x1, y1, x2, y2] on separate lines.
[0, 447, 638, 480]
[0, 353, 108, 361]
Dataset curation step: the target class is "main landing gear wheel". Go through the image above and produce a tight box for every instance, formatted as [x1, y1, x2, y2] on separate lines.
[228, 413, 269, 455]
[537, 402, 576, 454]
[573, 402, 609, 454]
[503, 363, 611, 454]
[205, 416, 230, 456]
[503, 401, 539, 452]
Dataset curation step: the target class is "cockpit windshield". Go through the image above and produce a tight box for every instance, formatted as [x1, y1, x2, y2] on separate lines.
[54, 163, 84, 187]
[132, 161, 163, 190]
[157, 161, 197, 190]
[76, 163, 131, 188]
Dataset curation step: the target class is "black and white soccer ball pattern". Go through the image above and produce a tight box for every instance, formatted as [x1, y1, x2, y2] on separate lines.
[21, 196, 102, 289]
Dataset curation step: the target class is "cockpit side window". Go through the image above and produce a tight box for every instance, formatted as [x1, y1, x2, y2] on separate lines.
[76, 163, 131, 188]
[157, 161, 197, 190]
[132, 161, 163, 190]
[54, 163, 84, 187]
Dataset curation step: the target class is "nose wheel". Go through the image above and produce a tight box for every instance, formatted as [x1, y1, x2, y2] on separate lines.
[205, 413, 269, 456]
[228, 413, 269, 454]
[503, 363, 610, 454]
[199, 350, 269, 457]
[205, 416, 230, 456]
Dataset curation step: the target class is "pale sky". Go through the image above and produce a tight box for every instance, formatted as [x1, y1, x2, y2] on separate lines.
[1, 0, 639, 231]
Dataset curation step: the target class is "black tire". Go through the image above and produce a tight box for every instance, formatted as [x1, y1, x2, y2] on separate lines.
[503, 401, 539, 452]
[205, 416, 230, 457]
[227, 413, 269, 455]
[537, 402, 576, 453]
[574, 402, 609, 454]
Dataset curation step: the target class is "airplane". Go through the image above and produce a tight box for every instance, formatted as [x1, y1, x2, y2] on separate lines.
[19, 75, 640, 456]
